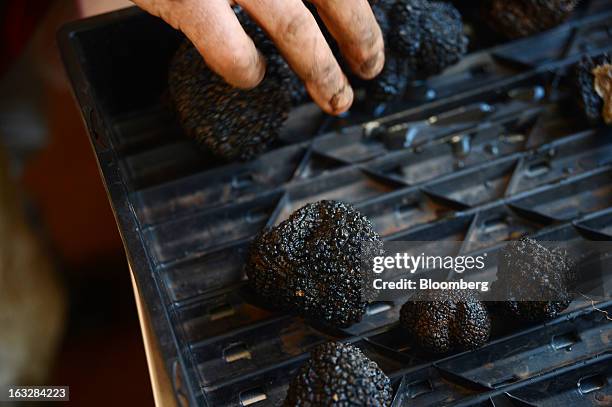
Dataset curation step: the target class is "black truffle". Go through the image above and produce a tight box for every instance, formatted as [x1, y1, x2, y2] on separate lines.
[483, 0, 579, 39]
[575, 53, 612, 124]
[284, 342, 393, 407]
[491, 238, 576, 322]
[246, 200, 383, 327]
[399, 290, 491, 353]
[368, 0, 468, 102]
[168, 8, 305, 161]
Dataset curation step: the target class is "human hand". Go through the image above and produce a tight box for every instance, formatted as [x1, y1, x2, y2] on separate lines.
[132, 0, 384, 115]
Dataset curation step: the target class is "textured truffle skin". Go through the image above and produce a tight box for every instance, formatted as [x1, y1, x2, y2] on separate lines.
[168, 9, 305, 161]
[246, 200, 383, 327]
[283, 342, 392, 407]
[368, 0, 467, 102]
[491, 238, 576, 322]
[575, 54, 612, 124]
[399, 290, 491, 353]
[483, 0, 579, 39]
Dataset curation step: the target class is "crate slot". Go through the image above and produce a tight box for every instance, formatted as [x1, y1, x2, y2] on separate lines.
[144, 193, 281, 265]
[366, 112, 536, 186]
[463, 204, 544, 253]
[436, 303, 612, 389]
[575, 208, 612, 238]
[193, 317, 325, 386]
[160, 243, 248, 303]
[506, 354, 612, 406]
[392, 366, 485, 406]
[313, 130, 388, 163]
[510, 167, 612, 221]
[176, 288, 279, 344]
[359, 189, 459, 238]
[272, 168, 401, 225]
[134, 145, 305, 225]
[508, 129, 612, 195]
[424, 157, 518, 206]
[295, 150, 347, 180]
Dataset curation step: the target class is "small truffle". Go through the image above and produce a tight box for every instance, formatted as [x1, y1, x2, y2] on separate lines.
[368, 0, 468, 102]
[284, 342, 393, 406]
[246, 200, 383, 327]
[483, 0, 579, 39]
[400, 290, 491, 353]
[491, 238, 576, 322]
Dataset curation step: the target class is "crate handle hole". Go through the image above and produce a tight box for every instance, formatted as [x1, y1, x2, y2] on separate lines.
[223, 342, 252, 363]
[209, 303, 235, 321]
[526, 161, 550, 178]
[551, 331, 580, 350]
[483, 216, 508, 234]
[246, 207, 269, 223]
[578, 374, 607, 395]
[239, 388, 267, 406]
[366, 301, 393, 316]
[232, 173, 255, 189]
[397, 201, 420, 217]
[406, 379, 433, 399]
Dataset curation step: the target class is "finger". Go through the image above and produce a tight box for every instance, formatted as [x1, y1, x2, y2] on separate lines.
[132, 0, 266, 89]
[311, 0, 385, 79]
[236, 0, 353, 115]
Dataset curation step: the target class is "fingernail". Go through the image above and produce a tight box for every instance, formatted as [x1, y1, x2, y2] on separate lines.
[360, 48, 385, 79]
[330, 82, 354, 115]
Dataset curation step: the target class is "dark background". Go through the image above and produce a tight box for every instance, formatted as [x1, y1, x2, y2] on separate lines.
[0, 0, 154, 404]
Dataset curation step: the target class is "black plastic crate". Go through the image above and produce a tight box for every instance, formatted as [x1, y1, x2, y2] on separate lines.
[59, 4, 612, 406]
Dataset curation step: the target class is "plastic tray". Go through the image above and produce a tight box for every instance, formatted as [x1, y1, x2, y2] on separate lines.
[58, 3, 612, 406]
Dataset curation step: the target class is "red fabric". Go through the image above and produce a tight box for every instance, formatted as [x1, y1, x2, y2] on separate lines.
[0, 0, 53, 75]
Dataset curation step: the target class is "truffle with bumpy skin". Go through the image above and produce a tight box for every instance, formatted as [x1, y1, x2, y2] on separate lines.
[368, 0, 468, 102]
[483, 0, 579, 39]
[168, 8, 305, 161]
[246, 200, 383, 327]
[491, 238, 576, 322]
[575, 53, 612, 124]
[400, 290, 491, 353]
[283, 342, 393, 407]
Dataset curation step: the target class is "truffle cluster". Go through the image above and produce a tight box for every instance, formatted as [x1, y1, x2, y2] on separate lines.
[491, 238, 576, 322]
[575, 53, 612, 125]
[284, 342, 392, 407]
[246, 200, 383, 327]
[168, 8, 305, 161]
[368, 0, 468, 102]
[400, 289, 491, 353]
[483, 0, 579, 39]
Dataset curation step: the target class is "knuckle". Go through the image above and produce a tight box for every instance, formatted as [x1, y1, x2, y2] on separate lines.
[310, 61, 341, 90]
[217, 47, 260, 87]
[279, 11, 312, 42]
[352, 35, 384, 77]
